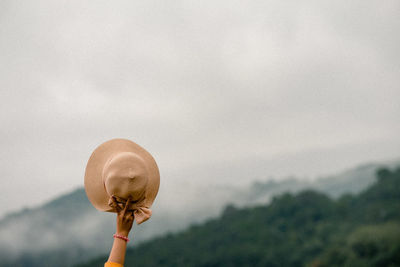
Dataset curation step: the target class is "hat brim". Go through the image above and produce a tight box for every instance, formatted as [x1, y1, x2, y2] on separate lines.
[84, 138, 160, 212]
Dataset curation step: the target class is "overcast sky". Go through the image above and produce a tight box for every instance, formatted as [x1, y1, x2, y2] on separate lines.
[0, 0, 399, 217]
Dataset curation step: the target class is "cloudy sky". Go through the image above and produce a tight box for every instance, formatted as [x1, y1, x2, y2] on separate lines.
[0, 0, 399, 217]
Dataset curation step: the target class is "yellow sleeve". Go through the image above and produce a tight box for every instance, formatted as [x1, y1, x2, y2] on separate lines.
[104, 261, 123, 267]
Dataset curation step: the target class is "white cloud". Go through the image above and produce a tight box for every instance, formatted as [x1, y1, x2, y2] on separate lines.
[0, 0, 399, 217]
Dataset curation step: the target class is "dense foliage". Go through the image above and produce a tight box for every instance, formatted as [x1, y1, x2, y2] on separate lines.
[79, 167, 400, 267]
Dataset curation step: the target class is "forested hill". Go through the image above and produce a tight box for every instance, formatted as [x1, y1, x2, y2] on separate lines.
[79, 167, 400, 267]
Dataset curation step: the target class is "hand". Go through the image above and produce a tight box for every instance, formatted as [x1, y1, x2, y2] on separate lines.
[111, 196, 134, 237]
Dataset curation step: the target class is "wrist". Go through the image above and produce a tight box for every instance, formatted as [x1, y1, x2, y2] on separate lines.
[116, 230, 129, 237]
[113, 233, 130, 243]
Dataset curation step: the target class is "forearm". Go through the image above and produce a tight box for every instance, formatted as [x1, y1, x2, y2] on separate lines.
[107, 196, 134, 266]
[107, 237, 128, 265]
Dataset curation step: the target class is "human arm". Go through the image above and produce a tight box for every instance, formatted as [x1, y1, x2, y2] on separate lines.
[105, 196, 134, 267]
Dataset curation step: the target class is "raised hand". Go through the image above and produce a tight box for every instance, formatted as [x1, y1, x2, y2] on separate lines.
[111, 196, 134, 237]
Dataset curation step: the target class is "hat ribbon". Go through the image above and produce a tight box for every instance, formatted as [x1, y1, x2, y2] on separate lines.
[108, 196, 152, 225]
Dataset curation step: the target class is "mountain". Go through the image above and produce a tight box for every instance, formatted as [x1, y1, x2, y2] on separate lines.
[0, 159, 398, 266]
[239, 159, 400, 205]
[78, 166, 400, 267]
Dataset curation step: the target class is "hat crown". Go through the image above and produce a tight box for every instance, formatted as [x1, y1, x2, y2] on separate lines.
[102, 151, 149, 202]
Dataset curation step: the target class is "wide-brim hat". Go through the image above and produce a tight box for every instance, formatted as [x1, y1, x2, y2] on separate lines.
[84, 138, 160, 224]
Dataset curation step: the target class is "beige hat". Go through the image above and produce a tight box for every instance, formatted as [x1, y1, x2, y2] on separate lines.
[84, 138, 160, 224]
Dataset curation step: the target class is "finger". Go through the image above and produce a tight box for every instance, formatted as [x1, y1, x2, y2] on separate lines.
[126, 212, 134, 221]
[112, 196, 122, 213]
[122, 197, 132, 216]
[111, 196, 119, 212]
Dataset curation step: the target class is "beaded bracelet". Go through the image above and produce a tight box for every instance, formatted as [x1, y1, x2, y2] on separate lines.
[113, 234, 130, 242]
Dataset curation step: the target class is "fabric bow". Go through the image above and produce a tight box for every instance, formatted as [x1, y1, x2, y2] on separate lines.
[108, 196, 152, 225]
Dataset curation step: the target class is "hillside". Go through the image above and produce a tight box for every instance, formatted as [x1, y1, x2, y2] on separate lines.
[0, 160, 397, 267]
[79, 167, 400, 267]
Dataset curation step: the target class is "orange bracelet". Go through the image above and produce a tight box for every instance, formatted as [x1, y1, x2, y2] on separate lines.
[113, 234, 129, 242]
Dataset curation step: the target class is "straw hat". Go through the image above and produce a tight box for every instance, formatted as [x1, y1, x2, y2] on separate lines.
[84, 138, 160, 224]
